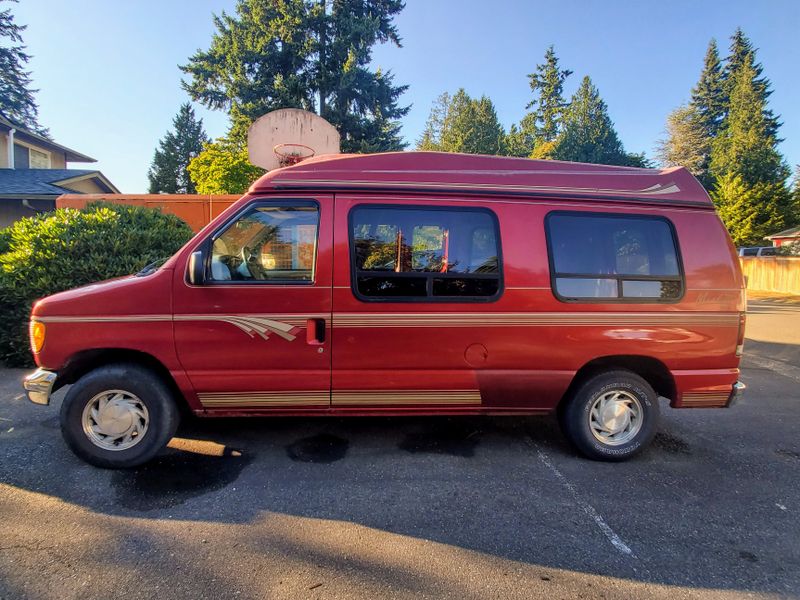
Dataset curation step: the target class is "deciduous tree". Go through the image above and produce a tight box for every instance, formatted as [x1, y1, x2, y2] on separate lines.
[187, 140, 265, 194]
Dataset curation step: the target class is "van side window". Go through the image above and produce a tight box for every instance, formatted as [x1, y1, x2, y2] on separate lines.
[209, 204, 319, 283]
[350, 206, 502, 301]
[546, 212, 683, 302]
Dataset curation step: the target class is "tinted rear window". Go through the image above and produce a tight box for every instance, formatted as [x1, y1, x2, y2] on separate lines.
[350, 206, 502, 301]
[546, 213, 683, 302]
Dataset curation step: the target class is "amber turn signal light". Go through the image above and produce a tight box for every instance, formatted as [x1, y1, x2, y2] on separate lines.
[30, 321, 45, 353]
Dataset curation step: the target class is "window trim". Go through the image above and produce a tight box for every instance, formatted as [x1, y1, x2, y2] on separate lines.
[13, 141, 52, 169]
[348, 203, 504, 303]
[544, 210, 685, 304]
[191, 198, 321, 286]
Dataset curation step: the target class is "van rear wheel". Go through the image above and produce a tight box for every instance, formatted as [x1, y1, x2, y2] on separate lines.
[559, 370, 659, 461]
[60, 363, 179, 469]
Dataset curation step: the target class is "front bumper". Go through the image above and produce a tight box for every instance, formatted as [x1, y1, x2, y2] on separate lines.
[726, 381, 746, 407]
[23, 369, 57, 405]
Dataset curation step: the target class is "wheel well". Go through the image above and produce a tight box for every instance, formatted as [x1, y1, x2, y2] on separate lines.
[560, 355, 676, 407]
[56, 349, 186, 411]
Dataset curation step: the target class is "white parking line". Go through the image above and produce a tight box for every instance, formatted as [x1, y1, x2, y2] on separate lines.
[534, 445, 636, 558]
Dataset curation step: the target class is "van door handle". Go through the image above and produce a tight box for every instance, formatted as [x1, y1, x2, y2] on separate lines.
[306, 318, 325, 345]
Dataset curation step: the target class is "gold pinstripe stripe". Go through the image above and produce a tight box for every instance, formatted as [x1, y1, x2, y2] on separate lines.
[198, 390, 483, 407]
[37, 312, 740, 328]
[682, 392, 730, 407]
[272, 178, 682, 197]
[333, 390, 482, 406]
[199, 391, 329, 407]
[333, 312, 740, 327]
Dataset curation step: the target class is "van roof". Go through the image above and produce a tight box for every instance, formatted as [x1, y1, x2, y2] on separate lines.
[250, 151, 713, 208]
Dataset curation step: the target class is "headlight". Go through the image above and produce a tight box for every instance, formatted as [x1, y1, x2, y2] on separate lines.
[30, 320, 45, 353]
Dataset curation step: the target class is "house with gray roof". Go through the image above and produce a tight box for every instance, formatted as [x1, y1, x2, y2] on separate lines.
[0, 112, 119, 228]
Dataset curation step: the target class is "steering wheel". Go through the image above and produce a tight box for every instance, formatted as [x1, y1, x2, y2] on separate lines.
[241, 245, 267, 280]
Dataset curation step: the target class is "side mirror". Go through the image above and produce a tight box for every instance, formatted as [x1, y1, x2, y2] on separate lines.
[188, 250, 205, 285]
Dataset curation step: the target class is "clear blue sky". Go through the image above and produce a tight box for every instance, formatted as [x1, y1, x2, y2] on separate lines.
[12, 0, 800, 192]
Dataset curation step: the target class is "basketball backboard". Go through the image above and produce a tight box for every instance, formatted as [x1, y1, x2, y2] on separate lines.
[247, 109, 341, 170]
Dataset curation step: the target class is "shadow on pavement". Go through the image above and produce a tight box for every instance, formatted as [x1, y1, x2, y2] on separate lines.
[1, 367, 799, 596]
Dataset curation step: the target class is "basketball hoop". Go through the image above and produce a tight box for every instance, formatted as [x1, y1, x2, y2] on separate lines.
[273, 143, 316, 167]
[248, 109, 340, 170]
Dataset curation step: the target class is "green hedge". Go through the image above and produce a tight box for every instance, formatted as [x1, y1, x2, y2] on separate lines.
[0, 202, 194, 367]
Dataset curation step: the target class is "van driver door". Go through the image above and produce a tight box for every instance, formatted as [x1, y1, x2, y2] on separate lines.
[173, 196, 333, 412]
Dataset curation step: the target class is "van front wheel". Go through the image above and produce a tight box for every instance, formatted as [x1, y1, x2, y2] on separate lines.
[60, 363, 179, 469]
[559, 370, 659, 461]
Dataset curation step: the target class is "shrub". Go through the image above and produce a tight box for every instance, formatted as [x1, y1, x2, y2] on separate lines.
[0, 202, 193, 366]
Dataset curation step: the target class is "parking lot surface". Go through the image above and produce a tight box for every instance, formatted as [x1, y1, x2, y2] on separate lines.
[0, 299, 798, 599]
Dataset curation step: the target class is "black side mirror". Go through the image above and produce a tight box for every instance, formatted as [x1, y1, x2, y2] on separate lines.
[188, 250, 205, 285]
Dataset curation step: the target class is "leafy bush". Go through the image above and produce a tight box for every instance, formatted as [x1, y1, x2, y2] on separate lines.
[0, 202, 193, 366]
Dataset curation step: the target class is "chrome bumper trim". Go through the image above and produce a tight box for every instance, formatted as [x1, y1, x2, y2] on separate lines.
[727, 381, 746, 407]
[23, 369, 57, 406]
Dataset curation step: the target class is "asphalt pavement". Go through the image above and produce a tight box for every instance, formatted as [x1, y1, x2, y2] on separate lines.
[0, 299, 798, 599]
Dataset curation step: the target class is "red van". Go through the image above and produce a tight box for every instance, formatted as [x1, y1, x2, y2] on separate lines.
[23, 152, 746, 467]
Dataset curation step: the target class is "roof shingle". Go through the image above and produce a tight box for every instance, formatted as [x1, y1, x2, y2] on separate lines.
[0, 169, 112, 196]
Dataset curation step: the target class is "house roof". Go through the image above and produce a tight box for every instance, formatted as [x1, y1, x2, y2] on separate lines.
[0, 112, 96, 163]
[250, 151, 713, 208]
[767, 226, 800, 240]
[0, 169, 119, 197]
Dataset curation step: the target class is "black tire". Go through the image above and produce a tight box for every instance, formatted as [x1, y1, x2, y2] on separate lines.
[559, 370, 659, 461]
[60, 363, 179, 469]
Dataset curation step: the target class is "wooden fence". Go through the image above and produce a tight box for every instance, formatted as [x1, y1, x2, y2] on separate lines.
[56, 194, 240, 232]
[740, 256, 800, 294]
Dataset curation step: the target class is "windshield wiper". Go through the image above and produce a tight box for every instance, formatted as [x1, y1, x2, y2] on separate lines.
[136, 257, 168, 277]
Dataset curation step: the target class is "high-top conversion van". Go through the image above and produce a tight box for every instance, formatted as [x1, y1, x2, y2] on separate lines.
[24, 152, 746, 467]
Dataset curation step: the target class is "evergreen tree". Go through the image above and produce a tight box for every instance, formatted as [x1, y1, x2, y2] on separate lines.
[0, 0, 46, 134]
[417, 92, 450, 151]
[147, 103, 209, 194]
[181, 0, 409, 151]
[793, 166, 800, 222]
[416, 89, 505, 155]
[692, 40, 726, 142]
[551, 76, 642, 166]
[656, 104, 708, 179]
[723, 28, 779, 138]
[657, 41, 723, 186]
[507, 46, 571, 157]
[710, 55, 791, 244]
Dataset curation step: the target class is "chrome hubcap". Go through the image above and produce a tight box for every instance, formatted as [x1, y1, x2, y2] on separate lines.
[589, 390, 643, 446]
[81, 390, 149, 451]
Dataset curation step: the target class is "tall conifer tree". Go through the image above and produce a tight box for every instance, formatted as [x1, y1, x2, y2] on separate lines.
[0, 0, 46, 134]
[417, 89, 506, 156]
[658, 40, 724, 186]
[507, 46, 572, 157]
[148, 103, 209, 194]
[551, 76, 640, 167]
[710, 55, 792, 244]
[181, 0, 409, 151]
[723, 28, 779, 138]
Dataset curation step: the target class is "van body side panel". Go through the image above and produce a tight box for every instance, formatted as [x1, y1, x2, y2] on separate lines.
[332, 194, 742, 414]
[331, 195, 571, 411]
[29, 269, 196, 406]
[171, 194, 334, 413]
